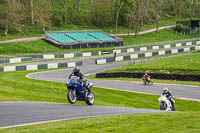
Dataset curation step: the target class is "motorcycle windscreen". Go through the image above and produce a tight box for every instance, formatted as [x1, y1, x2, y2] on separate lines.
[68, 79, 78, 86]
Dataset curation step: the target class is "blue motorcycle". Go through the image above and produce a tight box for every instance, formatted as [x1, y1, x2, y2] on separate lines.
[67, 76, 95, 105]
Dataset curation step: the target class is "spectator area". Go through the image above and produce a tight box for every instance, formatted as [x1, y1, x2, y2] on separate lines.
[65, 32, 99, 43]
[44, 31, 122, 49]
[46, 33, 76, 44]
[88, 32, 117, 42]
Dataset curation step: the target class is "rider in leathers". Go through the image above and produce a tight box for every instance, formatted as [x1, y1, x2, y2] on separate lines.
[142, 73, 150, 85]
[69, 67, 90, 92]
[162, 87, 175, 110]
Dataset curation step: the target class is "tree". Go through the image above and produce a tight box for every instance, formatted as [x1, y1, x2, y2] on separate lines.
[90, 0, 115, 27]
[117, 0, 135, 36]
[115, 0, 125, 35]
[0, 0, 23, 36]
[60, 0, 67, 8]
[174, 0, 179, 17]
[192, 0, 197, 16]
[155, 0, 163, 32]
[30, 0, 34, 25]
[90, 0, 94, 7]
[133, 0, 148, 37]
[74, 0, 80, 11]
[33, 0, 52, 32]
[133, 0, 141, 37]
[127, 13, 134, 36]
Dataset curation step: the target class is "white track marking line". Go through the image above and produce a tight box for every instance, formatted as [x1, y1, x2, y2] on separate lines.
[178, 97, 200, 102]
[0, 101, 67, 105]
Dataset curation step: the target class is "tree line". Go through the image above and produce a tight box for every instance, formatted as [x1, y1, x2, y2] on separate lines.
[0, 0, 200, 36]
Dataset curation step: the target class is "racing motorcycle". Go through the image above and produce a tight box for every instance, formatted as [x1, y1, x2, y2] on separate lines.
[142, 76, 153, 85]
[66, 76, 95, 105]
[158, 95, 175, 111]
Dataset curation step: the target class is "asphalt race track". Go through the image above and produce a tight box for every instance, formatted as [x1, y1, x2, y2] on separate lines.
[28, 57, 200, 101]
[0, 101, 163, 128]
[1, 56, 199, 129]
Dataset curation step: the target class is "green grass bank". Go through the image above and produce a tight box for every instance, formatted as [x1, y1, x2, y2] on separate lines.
[1, 29, 200, 54]
[106, 51, 200, 75]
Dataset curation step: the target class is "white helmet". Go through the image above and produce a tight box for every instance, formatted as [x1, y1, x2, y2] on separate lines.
[162, 87, 169, 92]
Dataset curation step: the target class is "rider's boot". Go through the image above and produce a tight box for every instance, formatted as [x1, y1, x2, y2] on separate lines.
[170, 99, 175, 111]
[84, 83, 91, 92]
[86, 86, 91, 92]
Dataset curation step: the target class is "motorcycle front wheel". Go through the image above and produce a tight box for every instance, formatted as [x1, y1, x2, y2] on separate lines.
[160, 103, 166, 110]
[149, 80, 153, 85]
[85, 91, 95, 105]
[67, 89, 77, 104]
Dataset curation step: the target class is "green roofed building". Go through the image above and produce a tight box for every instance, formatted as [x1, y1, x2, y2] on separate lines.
[44, 31, 123, 49]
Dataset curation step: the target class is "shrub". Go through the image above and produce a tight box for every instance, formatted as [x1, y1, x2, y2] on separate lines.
[198, 27, 200, 33]
[173, 24, 189, 33]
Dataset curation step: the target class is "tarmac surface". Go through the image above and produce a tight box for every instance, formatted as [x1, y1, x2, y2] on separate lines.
[0, 101, 163, 128]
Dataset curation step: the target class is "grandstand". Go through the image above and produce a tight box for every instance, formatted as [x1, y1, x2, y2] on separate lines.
[44, 31, 123, 49]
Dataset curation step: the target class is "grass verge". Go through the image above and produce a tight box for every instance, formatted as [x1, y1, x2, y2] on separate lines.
[121, 29, 200, 45]
[87, 52, 200, 86]
[1, 29, 200, 54]
[106, 51, 200, 75]
[1, 112, 200, 133]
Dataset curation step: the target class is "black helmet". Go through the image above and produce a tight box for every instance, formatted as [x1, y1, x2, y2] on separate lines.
[73, 67, 80, 74]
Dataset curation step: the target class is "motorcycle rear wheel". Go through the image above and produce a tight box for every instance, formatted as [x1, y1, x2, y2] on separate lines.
[67, 89, 77, 104]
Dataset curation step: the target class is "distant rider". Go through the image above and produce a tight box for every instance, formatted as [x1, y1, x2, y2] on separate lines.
[162, 87, 175, 110]
[142, 73, 150, 85]
[68, 67, 90, 92]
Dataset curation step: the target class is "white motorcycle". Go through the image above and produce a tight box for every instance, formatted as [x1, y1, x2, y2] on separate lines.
[158, 95, 175, 111]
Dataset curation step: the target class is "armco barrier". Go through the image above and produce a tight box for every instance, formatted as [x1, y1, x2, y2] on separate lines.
[0, 61, 82, 72]
[27, 40, 200, 60]
[96, 72, 200, 81]
[96, 45, 200, 64]
[0, 57, 32, 64]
